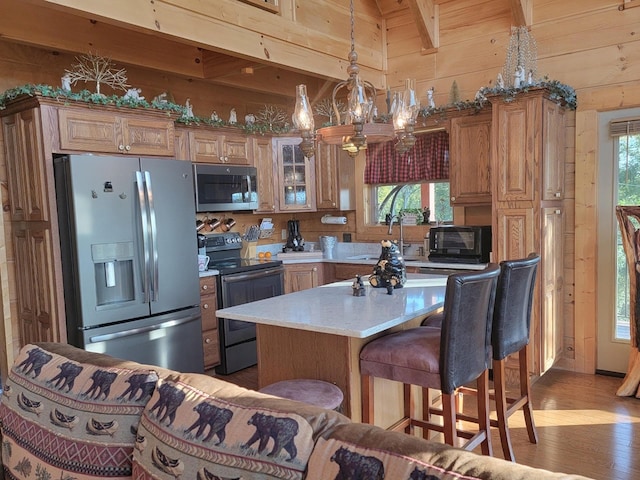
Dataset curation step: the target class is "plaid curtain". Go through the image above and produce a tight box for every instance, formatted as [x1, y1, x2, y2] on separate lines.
[364, 130, 449, 184]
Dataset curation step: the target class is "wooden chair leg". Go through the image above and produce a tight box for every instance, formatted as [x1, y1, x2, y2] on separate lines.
[441, 392, 457, 447]
[477, 369, 493, 457]
[403, 383, 413, 434]
[493, 358, 515, 461]
[361, 373, 374, 424]
[422, 387, 431, 440]
[520, 345, 538, 444]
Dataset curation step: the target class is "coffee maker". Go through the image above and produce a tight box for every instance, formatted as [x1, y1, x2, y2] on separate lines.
[284, 219, 305, 252]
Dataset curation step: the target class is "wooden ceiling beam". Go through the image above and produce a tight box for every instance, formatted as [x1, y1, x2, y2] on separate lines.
[511, 0, 533, 27]
[407, 0, 439, 51]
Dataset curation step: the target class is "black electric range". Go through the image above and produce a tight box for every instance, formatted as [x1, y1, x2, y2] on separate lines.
[203, 232, 282, 273]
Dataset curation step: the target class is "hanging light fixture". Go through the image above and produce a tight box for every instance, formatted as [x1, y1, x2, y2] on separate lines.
[292, 84, 315, 158]
[315, 0, 395, 157]
[393, 78, 420, 154]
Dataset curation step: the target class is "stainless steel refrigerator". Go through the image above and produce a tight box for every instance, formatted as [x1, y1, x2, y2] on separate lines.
[54, 154, 204, 373]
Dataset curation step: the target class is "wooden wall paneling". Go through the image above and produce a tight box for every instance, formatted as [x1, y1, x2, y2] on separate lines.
[573, 110, 598, 375]
[0, 3, 203, 79]
[533, 0, 619, 24]
[33, 0, 385, 83]
[539, 43, 640, 91]
[438, 0, 510, 45]
[533, 7, 640, 58]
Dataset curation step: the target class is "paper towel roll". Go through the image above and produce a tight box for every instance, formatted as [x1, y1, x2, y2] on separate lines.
[321, 215, 347, 224]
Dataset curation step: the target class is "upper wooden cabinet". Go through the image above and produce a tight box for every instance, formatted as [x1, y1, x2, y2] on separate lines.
[315, 142, 355, 211]
[2, 109, 49, 222]
[58, 108, 175, 156]
[273, 137, 316, 212]
[188, 128, 252, 165]
[449, 111, 492, 205]
[493, 94, 566, 203]
[253, 136, 277, 213]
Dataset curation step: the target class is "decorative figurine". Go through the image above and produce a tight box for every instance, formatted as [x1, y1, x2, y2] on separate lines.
[496, 73, 505, 88]
[124, 87, 144, 101]
[527, 69, 534, 85]
[153, 92, 168, 104]
[427, 86, 436, 109]
[369, 240, 407, 294]
[514, 65, 525, 88]
[61, 73, 72, 92]
[184, 98, 194, 118]
[352, 275, 366, 297]
[229, 108, 237, 124]
[211, 111, 220, 122]
[245, 113, 256, 125]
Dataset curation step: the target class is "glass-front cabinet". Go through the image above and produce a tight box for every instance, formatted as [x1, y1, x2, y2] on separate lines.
[273, 137, 316, 212]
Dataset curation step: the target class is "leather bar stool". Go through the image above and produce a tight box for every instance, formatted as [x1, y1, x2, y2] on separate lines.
[421, 253, 540, 462]
[259, 379, 344, 412]
[360, 265, 500, 455]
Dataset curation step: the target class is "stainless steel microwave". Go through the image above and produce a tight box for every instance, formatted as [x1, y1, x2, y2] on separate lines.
[193, 163, 258, 212]
[428, 225, 492, 264]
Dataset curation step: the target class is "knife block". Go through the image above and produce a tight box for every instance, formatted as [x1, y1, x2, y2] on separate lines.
[241, 240, 258, 259]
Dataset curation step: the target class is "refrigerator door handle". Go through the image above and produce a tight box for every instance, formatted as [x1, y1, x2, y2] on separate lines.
[136, 171, 151, 303]
[88, 312, 201, 343]
[144, 171, 159, 301]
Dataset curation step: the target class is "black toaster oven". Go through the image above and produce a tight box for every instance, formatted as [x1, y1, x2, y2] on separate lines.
[428, 225, 492, 264]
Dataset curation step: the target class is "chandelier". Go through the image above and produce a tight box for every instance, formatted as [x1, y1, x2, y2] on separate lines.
[292, 0, 420, 158]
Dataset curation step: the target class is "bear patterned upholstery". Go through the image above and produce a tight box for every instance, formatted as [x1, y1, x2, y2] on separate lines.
[306, 422, 588, 480]
[0, 343, 159, 480]
[131, 372, 349, 480]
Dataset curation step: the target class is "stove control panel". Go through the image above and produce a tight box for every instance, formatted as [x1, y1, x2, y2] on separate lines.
[204, 232, 242, 251]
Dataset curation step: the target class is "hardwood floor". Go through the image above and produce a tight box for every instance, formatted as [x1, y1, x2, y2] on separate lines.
[209, 367, 640, 480]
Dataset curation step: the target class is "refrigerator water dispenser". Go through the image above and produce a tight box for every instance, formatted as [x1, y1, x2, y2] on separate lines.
[91, 242, 135, 306]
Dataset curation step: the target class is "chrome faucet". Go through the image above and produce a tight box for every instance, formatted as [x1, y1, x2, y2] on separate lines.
[388, 215, 407, 255]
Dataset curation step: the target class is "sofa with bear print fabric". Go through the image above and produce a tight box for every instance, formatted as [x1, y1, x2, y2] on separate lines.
[0, 343, 592, 480]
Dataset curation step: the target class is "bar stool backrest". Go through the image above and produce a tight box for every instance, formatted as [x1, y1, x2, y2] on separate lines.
[491, 253, 540, 361]
[439, 264, 500, 394]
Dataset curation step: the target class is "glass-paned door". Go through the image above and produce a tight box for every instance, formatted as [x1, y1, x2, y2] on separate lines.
[597, 109, 640, 373]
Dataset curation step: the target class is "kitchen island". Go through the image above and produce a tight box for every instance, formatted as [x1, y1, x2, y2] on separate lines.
[215, 273, 447, 424]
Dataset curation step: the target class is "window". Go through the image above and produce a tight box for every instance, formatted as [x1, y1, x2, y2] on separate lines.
[370, 182, 452, 225]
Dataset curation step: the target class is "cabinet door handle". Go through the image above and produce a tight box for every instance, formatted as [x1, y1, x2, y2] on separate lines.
[451, 196, 456, 202]
[203, 303, 209, 309]
[205, 338, 211, 344]
[312, 267, 317, 272]
[202, 285, 208, 290]
[125, 145, 131, 151]
[118, 144, 125, 151]
[555, 192, 561, 197]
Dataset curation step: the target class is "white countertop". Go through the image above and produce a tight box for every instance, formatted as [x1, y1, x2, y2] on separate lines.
[215, 273, 447, 338]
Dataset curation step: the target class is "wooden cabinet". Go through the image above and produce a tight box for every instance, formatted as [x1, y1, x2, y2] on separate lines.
[2, 109, 49, 222]
[188, 128, 252, 165]
[1, 102, 64, 353]
[315, 142, 355, 210]
[449, 111, 492, 205]
[199, 276, 220, 369]
[253, 136, 278, 213]
[58, 107, 175, 156]
[273, 137, 316, 212]
[284, 263, 323, 293]
[490, 89, 566, 378]
[332, 263, 372, 281]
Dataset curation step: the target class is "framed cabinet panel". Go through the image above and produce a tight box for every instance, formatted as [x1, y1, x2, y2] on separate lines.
[200, 276, 220, 369]
[315, 143, 355, 210]
[449, 111, 492, 205]
[493, 100, 535, 202]
[188, 129, 252, 165]
[284, 263, 323, 293]
[2, 109, 48, 221]
[58, 108, 174, 156]
[253, 136, 277, 213]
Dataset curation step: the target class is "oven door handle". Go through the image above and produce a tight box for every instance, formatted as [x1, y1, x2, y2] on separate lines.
[221, 267, 284, 284]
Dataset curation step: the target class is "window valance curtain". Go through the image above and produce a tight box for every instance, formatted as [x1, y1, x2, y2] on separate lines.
[364, 130, 449, 184]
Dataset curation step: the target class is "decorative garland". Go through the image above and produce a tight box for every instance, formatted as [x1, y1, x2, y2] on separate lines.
[0, 78, 576, 133]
